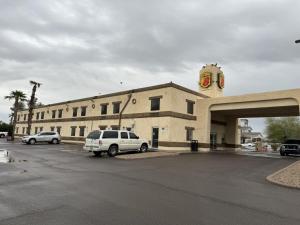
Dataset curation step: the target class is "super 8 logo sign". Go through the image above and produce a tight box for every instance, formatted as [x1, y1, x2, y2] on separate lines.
[200, 71, 212, 88]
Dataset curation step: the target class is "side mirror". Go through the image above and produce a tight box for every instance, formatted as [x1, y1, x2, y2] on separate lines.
[137, 136, 140, 139]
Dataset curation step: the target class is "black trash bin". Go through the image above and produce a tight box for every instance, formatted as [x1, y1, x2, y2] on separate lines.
[191, 140, 199, 152]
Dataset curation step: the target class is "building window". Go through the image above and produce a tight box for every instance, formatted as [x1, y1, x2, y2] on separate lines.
[71, 127, 76, 136]
[36, 112, 40, 120]
[58, 109, 63, 118]
[99, 125, 107, 130]
[24, 114, 27, 121]
[111, 125, 119, 130]
[101, 104, 108, 115]
[81, 106, 87, 117]
[186, 100, 195, 115]
[40, 127, 43, 132]
[72, 108, 78, 117]
[16, 127, 19, 134]
[52, 110, 56, 119]
[79, 126, 85, 137]
[149, 96, 162, 111]
[50, 126, 55, 131]
[113, 102, 121, 114]
[56, 127, 61, 134]
[17, 115, 20, 121]
[35, 127, 38, 134]
[22, 127, 25, 134]
[186, 127, 194, 141]
[41, 112, 45, 120]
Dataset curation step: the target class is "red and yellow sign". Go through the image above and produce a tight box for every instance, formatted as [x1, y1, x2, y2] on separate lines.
[200, 71, 212, 88]
[217, 72, 224, 89]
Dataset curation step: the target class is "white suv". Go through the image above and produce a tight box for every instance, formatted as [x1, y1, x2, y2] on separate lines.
[83, 130, 149, 157]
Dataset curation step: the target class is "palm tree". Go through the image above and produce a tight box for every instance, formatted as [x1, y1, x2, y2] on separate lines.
[4, 90, 27, 141]
[27, 81, 41, 135]
[9, 102, 26, 125]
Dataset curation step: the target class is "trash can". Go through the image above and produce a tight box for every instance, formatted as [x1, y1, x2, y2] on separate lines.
[191, 140, 199, 152]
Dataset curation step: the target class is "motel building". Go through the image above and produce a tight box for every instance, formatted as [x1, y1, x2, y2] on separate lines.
[15, 64, 300, 152]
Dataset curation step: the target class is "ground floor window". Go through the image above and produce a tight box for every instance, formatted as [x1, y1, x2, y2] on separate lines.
[186, 127, 194, 141]
[79, 126, 85, 137]
[16, 127, 19, 134]
[22, 127, 25, 134]
[99, 125, 107, 130]
[111, 125, 119, 130]
[71, 127, 76, 136]
[35, 127, 38, 134]
[40, 127, 43, 132]
[56, 127, 61, 134]
[50, 126, 55, 131]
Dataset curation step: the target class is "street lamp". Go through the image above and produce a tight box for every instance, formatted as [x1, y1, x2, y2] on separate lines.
[295, 40, 300, 44]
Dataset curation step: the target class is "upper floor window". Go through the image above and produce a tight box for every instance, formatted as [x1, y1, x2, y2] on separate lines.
[113, 102, 121, 114]
[186, 100, 195, 115]
[81, 106, 87, 117]
[17, 115, 20, 121]
[24, 114, 27, 121]
[58, 109, 63, 118]
[41, 112, 45, 120]
[101, 103, 108, 115]
[36, 112, 40, 120]
[52, 110, 56, 119]
[149, 96, 162, 111]
[72, 107, 78, 117]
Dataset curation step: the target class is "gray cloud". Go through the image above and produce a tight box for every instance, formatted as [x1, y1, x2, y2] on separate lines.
[1, 0, 300, 132]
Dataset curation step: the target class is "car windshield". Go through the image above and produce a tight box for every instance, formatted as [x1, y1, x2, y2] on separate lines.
[87, 131, 101, 139]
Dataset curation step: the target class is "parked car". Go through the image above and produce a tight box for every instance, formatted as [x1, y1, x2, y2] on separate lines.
[280, 139, 300, 156]
[241, 143, 256, 151]
[22, 132, 61, 145]
[83, 130, 149, 157]
[0, 132, 8, 138]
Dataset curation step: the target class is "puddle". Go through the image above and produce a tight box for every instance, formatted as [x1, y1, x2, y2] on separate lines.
[0, 149, 14, 163]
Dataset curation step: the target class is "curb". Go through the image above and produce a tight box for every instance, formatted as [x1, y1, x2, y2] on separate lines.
[266, 160, 300, 189]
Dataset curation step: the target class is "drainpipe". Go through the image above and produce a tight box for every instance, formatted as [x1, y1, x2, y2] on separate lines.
[118, 92, 133, 129]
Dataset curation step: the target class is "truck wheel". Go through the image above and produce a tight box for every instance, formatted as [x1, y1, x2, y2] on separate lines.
[29, 139, 36, 145]
[108, 145, 118, 157]
[280, 151, 285, 156]
[140, 144, 148, 153]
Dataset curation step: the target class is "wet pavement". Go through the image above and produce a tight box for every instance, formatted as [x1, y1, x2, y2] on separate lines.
[0, 139, 299, 225]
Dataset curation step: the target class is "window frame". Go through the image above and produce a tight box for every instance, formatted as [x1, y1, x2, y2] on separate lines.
[81, 106, 87, 117]
[101, 103, 108, 115]
[149, 96, 162, 111]
[72, 107, 78, 117]
[186, 100, 195, 115]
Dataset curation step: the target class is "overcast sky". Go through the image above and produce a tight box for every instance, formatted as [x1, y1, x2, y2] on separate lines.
[1, 0, 300, 133]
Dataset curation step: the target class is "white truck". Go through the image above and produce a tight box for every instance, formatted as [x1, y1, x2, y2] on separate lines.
[83, 130, 149, 157]
[0, 132, 8, 138]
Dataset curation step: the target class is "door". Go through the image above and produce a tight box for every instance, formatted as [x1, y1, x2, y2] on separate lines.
[120, 131, 130, 151]
[152, 128, 159, 149]
[210, 133, 217, 149]
[129, 132, 140, 150]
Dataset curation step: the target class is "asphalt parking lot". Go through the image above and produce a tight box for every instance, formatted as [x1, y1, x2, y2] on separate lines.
[0, 139, 299, 225]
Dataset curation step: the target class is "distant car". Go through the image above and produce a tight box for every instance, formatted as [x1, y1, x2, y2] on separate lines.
[241, 143, 255, 148]
[83, 130, 149, 157]
[22, 132, 61, 145]
[0, 132, 8, 138]
[280, 139, 300, 156]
